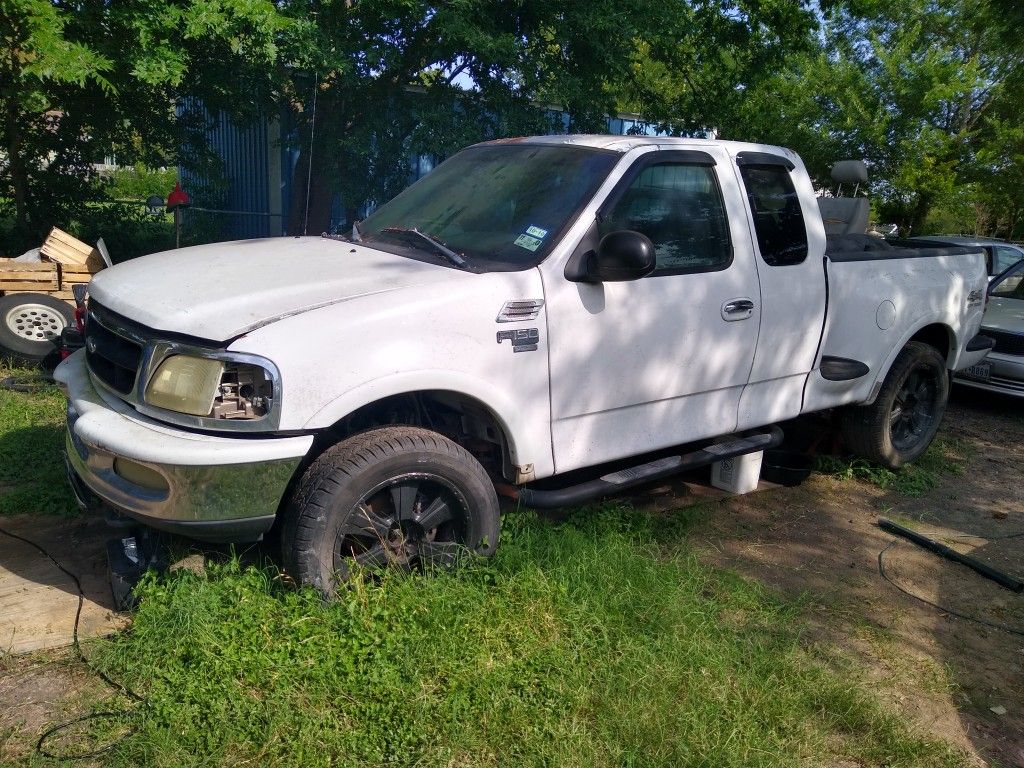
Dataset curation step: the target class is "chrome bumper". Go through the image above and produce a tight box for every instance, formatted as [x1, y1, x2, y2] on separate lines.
[57, 351, 314, 542]
[954, 351, 1024, 399]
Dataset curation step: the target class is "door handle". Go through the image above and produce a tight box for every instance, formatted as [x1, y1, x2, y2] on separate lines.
[721, 298, 755, 321]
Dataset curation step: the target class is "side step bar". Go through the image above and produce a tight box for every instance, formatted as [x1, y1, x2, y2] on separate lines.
[509, 426, 784, 509]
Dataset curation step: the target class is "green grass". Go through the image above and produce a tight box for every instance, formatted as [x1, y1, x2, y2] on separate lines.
[69, 508, 965, 768]
[0, 364, 78, 516]
[816, 437, 973, 497]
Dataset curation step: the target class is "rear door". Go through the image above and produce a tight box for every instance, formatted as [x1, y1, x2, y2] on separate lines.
[731, 152, 828, 429]
[543, 146, 762, 473]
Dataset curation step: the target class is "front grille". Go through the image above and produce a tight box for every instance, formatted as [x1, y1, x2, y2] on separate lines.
[85, 306, 143, 394]
[983, 328, 1024, 357]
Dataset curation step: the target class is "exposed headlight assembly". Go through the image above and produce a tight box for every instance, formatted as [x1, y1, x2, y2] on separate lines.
[143, 352, 278, 426]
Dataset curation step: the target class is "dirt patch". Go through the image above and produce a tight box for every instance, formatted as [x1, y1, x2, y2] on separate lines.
[692, 388, 1024, 766]
[0, 648, 115, 763]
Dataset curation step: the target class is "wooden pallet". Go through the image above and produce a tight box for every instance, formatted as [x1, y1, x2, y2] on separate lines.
[0, 228, 105, 307]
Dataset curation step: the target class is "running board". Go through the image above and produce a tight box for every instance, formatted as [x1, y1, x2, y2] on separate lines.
[513, 426, 784, 509]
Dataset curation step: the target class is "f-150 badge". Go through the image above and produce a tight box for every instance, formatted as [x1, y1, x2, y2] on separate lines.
[497, 328, 539, 353]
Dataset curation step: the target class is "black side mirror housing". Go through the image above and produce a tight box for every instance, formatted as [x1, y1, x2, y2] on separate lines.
[566, 230, 656, 283]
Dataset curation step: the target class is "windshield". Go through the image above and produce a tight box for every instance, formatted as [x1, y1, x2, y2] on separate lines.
[358, 144, 620, 271]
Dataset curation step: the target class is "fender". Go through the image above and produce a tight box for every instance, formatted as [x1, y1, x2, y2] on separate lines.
[302, 369, 555, 479]
[861, 319, 957, 405]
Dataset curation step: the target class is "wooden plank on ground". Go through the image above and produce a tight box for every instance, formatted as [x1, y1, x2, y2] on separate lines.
[0, 514, 127, 655]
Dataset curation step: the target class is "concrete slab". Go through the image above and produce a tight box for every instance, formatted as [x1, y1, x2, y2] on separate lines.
[0, 513, 126, 655]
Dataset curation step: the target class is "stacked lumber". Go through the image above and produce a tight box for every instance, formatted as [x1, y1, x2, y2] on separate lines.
[0, 227, 106, 303]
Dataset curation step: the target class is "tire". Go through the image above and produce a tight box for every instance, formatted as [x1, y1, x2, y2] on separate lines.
[281, 426, 500, 595]
[839, 341, 949, 469]
[0, 293, 74, 365]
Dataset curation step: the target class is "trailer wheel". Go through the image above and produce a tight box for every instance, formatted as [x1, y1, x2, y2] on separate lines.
[839, 341, 948, 468]
[0, 293, 74, 365]
[281, 426, 500, 596]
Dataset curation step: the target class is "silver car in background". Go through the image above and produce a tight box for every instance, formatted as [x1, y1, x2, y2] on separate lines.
[908, 235, 1024, 276]
[957, 259, 1024, 397]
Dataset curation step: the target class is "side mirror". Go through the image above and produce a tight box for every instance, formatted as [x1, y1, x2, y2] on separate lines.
[572, 230, 656, 283]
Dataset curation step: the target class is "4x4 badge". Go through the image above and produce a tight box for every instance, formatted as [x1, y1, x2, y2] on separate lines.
[497, 328, 539, 353]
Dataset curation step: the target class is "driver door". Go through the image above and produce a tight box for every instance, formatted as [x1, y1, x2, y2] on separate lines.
[543, 147, 762, 473]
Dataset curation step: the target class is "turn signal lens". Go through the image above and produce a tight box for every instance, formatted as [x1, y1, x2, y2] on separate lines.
[145, 355, 224, 416]
[113, 458, 169, 492]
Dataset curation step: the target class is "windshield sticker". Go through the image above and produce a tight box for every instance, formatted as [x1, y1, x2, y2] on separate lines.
[525, 225, 548, 239]
[514, 234, 543, 251]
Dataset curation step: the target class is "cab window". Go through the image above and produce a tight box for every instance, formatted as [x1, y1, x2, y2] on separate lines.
[599, 162, 732, 275]
[739, 165, 809, 266]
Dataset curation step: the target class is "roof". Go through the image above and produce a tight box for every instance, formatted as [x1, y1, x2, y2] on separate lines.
[479, 134, 800, 159]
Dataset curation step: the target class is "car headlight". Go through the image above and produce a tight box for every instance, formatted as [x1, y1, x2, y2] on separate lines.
[145, 355, 275, 421]
[145, 355, 224, 416]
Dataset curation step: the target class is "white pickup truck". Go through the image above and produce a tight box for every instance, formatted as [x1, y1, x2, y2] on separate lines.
[56, 135, 993, 593]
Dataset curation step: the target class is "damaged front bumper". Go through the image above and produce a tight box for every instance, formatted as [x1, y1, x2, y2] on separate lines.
[55, 351, 313, 542]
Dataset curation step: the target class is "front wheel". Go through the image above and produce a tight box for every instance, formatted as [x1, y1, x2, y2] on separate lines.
[839, 341, 949, 468]
[281, 426, 500, 595]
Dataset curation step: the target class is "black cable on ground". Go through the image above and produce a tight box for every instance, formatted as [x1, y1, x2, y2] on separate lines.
[0, 374, 56, 393]
[0, 525, 143, 759]
[877, 528, 1024, 638]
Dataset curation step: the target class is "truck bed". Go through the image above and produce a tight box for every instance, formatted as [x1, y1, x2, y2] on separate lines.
[824, 233, 980, 261]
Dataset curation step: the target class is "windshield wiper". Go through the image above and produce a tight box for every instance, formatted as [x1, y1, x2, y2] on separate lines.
[380, 227, 467, 268]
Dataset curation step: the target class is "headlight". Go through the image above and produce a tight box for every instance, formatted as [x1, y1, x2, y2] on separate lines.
[145, 355, 224, 416]
[145, 356, 275, 421]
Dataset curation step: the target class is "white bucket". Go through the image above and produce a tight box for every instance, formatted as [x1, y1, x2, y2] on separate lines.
[710, 451, 763, 495]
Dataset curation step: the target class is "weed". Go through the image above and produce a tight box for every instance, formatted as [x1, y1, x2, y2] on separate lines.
[816, 438, 973, 498]
[76, 507, 965, 768]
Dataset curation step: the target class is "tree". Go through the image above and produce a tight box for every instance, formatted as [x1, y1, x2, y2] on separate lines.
[735, 0, 1024, 236]
[2, 1, 819, 248]
[0, 0, 287, 253]
[276, 0, 818, 233]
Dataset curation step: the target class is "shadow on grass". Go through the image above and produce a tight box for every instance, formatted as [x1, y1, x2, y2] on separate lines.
[0, 423, 78, 517]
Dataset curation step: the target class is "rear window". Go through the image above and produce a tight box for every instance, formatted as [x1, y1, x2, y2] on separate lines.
[739, 165, 809, 266]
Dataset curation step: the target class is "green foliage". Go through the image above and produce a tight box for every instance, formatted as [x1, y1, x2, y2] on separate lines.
[737, 0, 1024, 236]
[817, 437, 973, 497]
[80, 507, 966, 766]
[0, 364, 78, 516]
[106, 166, 178, 202]
[0, 0, 287, 255]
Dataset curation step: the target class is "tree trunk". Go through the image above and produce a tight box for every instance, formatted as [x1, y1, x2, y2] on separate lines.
[4, 54, 30, 235]
[287, 145, 334, 235]
[906, 193, 934, 236]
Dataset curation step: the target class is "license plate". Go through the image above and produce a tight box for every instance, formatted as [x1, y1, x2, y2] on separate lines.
[963, 361, 991, 381]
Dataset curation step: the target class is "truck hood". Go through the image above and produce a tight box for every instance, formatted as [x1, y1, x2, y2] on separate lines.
[983, 296, 1024, 335]
[87, 237, 470, 341]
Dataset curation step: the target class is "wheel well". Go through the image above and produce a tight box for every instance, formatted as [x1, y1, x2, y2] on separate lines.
[309, 391, 514, 481]
[908, 323, 954, 365]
